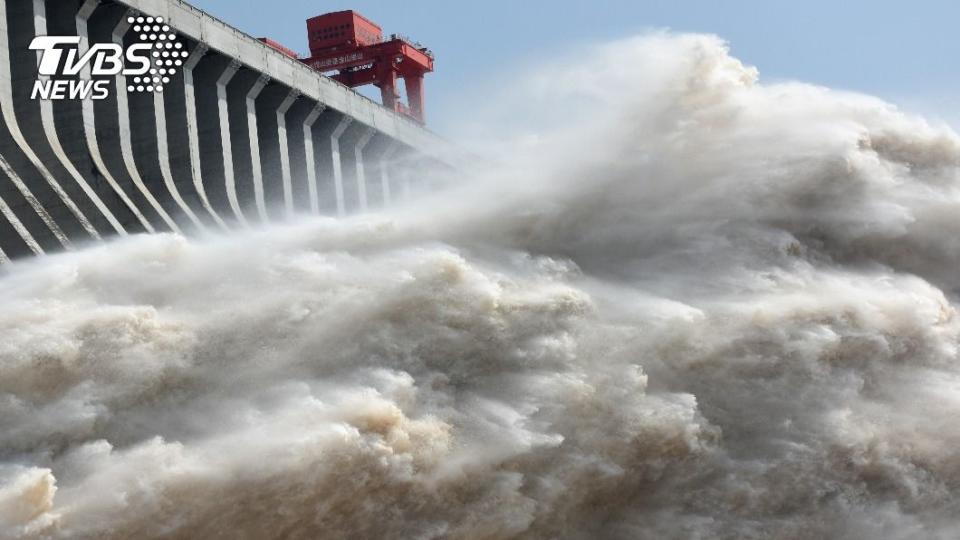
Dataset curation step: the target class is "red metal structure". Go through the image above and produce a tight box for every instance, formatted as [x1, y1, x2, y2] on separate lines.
[300, 11, 434, 124]
[257, 37, 299, 59]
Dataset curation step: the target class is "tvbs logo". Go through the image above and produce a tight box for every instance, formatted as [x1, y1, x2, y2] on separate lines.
[29, 15, 188, 100]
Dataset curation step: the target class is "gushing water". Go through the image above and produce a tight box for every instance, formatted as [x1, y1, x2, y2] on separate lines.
[2, 34, 960, 539]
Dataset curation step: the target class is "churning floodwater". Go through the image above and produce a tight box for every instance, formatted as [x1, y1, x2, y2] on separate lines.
[2, 34, 960, 539]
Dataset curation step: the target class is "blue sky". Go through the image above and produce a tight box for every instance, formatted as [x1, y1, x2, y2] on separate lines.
[191, 0, 959, 135]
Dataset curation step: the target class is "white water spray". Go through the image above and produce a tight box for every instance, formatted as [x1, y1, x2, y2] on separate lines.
[2, 33, 960, 539]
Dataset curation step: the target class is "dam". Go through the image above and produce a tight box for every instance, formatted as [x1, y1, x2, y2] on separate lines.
[0, 0, 458, 263]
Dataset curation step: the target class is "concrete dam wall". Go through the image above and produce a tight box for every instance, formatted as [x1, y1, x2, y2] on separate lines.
[0, 0, 457, 263]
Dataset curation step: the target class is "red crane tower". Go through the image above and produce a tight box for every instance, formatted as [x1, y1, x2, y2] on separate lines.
[299, 11, 434, 124]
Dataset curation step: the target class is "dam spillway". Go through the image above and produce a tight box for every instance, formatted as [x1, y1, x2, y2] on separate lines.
[0, 0, 457, 263]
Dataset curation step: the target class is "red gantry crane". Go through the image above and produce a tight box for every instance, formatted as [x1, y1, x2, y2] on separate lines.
[271, 10, 435, 124]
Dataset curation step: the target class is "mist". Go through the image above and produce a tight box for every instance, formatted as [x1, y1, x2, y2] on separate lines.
[2, 33, 960, 539]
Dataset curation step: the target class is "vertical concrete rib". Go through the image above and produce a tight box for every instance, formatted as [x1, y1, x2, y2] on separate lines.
[77, 0, 153, 233]
[401, 157, 413, 201]
[0, 0, 87, 247]
[380, 143, 398, 207]
[276, 89, 298, 218]
[302, 103, 325, 215]
[182, 42, 227, 230]
[33, 0, 123, 236]
[0, 143, 63, 250]
[216, 59, 246, 225]
[354, 127, 375, 212]
[330, 116, 353, 217]
[111, 11, 180, 233]
[245, 74, 269, 222]
[0, 152, 42, 255]
[153, 86, 205, 232]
